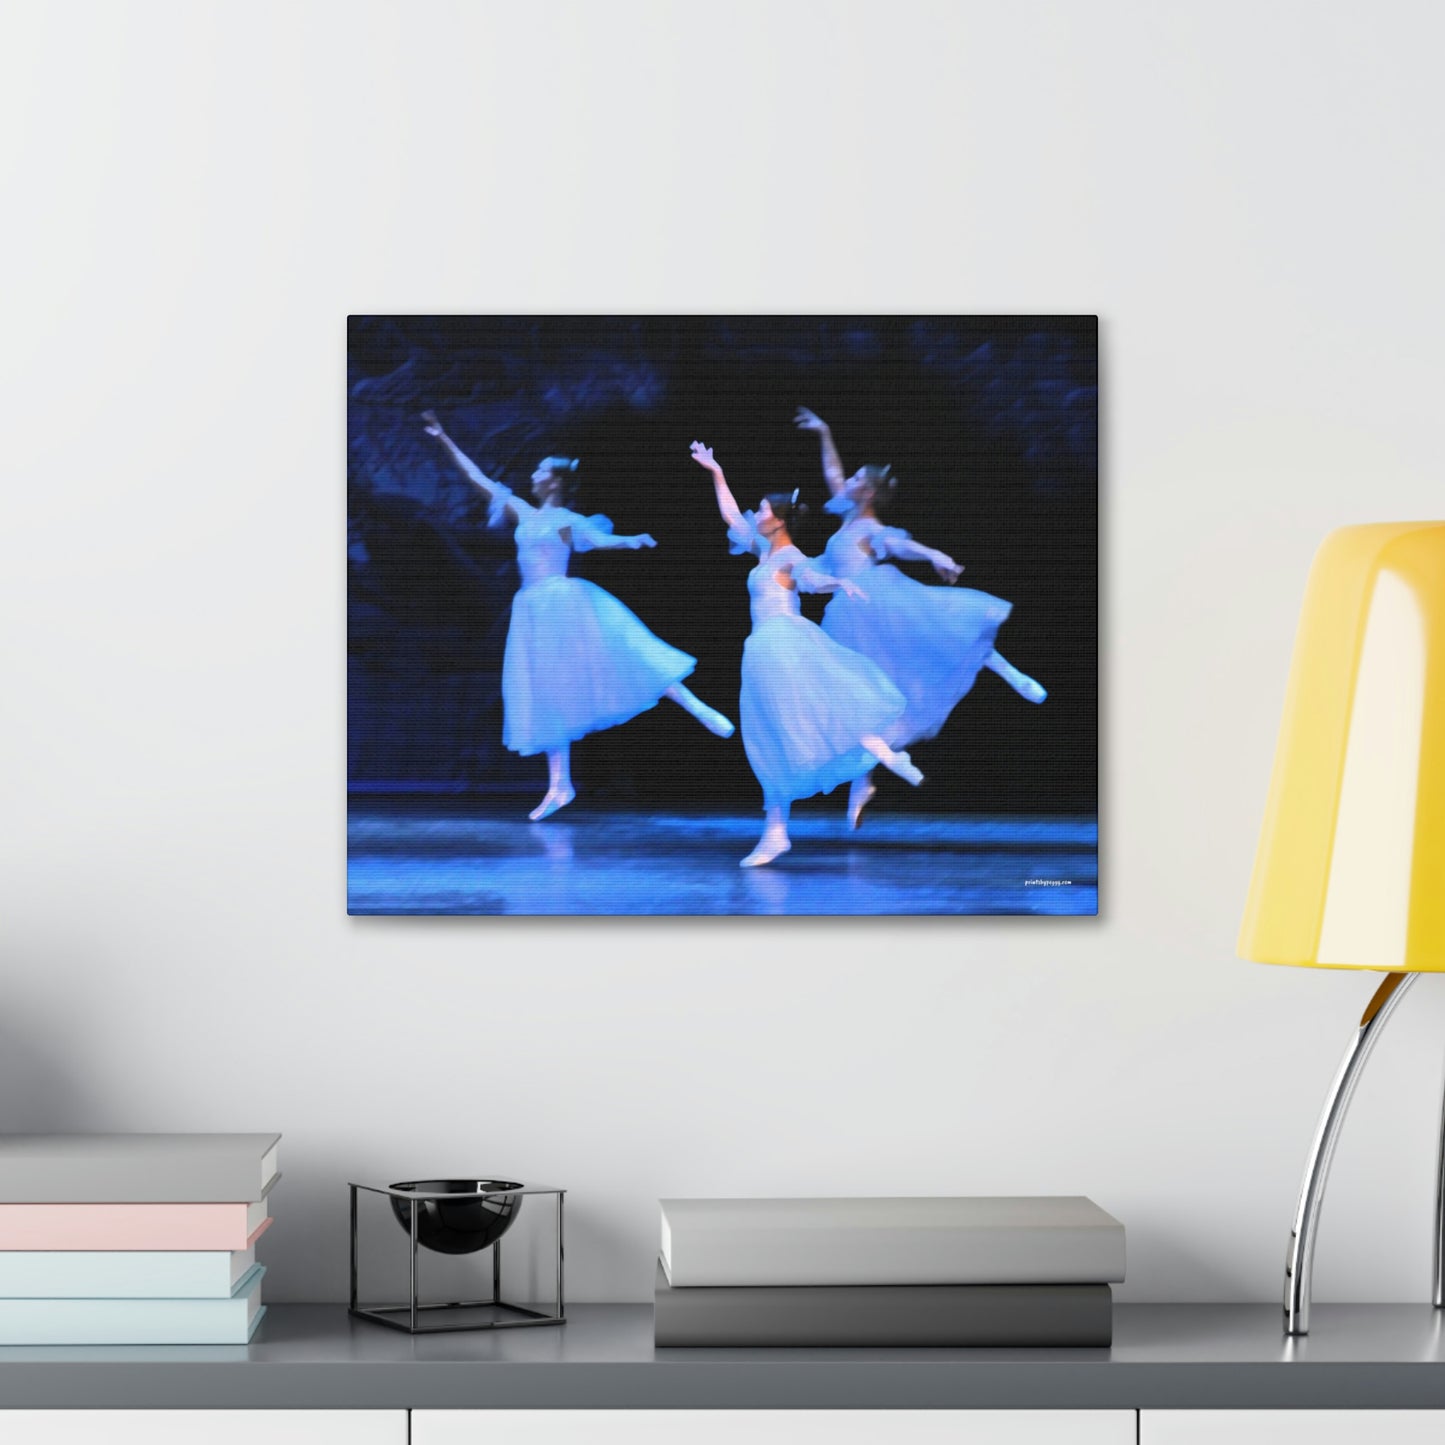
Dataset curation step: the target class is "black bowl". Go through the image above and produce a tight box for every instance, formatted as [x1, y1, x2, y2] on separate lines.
[388, 1179, 524, 1255]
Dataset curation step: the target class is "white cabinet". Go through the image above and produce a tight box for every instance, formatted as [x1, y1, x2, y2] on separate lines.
[413, 1410, 1136, 1445]
[1142, 1411, 1445, 1443]
[0, 1412, 407, 1444]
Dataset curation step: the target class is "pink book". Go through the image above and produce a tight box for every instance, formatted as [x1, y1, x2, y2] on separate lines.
[0, 1201, 271, 1251]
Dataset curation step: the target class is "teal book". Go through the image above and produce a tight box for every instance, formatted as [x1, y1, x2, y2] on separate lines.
[0, 1245, 258, 1298]
[0, 1264, 265, 1344]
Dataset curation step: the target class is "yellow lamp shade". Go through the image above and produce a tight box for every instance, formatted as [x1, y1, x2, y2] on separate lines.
[1239, 522, 1445, 971]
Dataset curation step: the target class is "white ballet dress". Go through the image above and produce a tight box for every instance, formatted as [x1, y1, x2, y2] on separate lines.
[820, 513, 1011, 746]
[728, 513, 905, 809]
[492, 487, 695, 757]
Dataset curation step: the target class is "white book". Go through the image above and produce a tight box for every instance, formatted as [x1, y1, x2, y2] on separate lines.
[0, 1134, 280, 1203]
[659, 1196, 1126, 1287]
[0, 1244, 257, 1298]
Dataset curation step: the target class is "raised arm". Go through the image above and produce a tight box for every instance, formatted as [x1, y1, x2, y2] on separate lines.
[788, 553, 867, 601]
[793, 407, 847, 497]
[871, 529, 963, 583]
[422, 412, 529, 523]
[689, 441, 745, 531]
[565, 522, 657, 553]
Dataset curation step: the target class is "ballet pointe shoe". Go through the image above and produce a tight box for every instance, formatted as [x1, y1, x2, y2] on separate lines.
[668, 686, 736, 738]
[847, 776, 877, 830]
[860, 735, 923, 789]
[987, 652, 1048, 704]
[740, 829, 791, 868]
[696, 703, 736, 738]
[528, 785, 575, 822]
[886, 751, 924, 788]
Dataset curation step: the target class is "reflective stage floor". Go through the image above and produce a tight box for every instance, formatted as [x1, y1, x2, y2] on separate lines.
[347, 809, 1098, 916]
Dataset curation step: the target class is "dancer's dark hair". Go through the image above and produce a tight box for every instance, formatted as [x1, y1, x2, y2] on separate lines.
[763, 488, 810, 534]
[539, 455, 581, 506]
[856, 463, 899, 516]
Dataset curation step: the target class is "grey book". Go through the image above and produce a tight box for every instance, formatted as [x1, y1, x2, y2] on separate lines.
[660, 1197, 1125, 1287]
[0, 1134, 281, 1203]
[654, 1263, 1112, 1347]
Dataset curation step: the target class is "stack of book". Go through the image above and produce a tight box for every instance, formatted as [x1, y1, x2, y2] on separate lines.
[0, 1133, 279, 1344]
[655, 1196, 1124, 1347]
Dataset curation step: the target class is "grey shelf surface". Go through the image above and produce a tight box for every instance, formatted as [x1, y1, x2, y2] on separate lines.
[4, 1304, 1445, 1409]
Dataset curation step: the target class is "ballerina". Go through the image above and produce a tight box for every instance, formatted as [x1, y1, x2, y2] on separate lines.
[688, 440, 923, 867]
[424, 412, 734, 822]
[794, 407, 1048, 830]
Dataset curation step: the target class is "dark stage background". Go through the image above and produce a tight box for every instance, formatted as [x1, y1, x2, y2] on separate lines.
[348, 316, 1097, 817]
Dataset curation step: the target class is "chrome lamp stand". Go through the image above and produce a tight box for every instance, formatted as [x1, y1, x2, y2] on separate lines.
[1284, 972, 1439, 1334]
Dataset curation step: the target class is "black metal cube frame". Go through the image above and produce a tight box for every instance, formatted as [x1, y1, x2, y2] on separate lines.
[348, 1180, 565, 1334]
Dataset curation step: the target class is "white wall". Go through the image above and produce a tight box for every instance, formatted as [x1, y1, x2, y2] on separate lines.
[2, 0, 1443, 1305]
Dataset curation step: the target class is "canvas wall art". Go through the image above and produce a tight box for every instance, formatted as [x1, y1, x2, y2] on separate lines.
[347, 316, 1097, 915]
